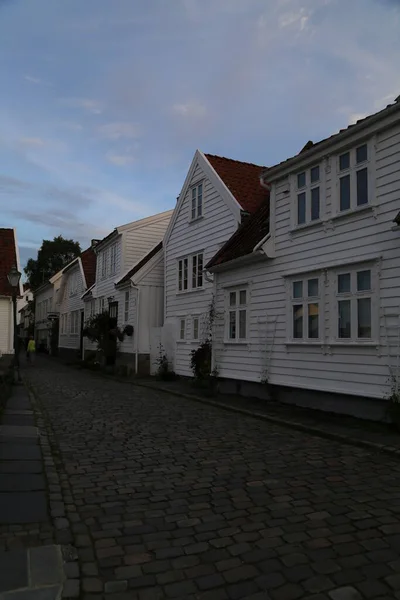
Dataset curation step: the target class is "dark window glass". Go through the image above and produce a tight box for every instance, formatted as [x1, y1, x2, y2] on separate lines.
[293, 305, 303, 338]
[357, 270, 371, 291]
[308, 303, 319, 339]
[339, 152, 350, 171]
[297, 192, 306, 224]
[356, 168, 368, 206]
[338, 273, 351, 294]
[340, 175, 351, 211]
[338, 300, 351, 338]
[356, 144, 368, 164]
[358, 298, 371, 338]
[311, 187, 320, 220]
[310, 166, 320, 183]
[297, 172, 306, 188]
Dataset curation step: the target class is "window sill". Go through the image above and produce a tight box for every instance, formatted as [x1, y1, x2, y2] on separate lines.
[176, 287, 205, 296]
[328, 340, 377, 347]
[189, 216, 204, 224]
[331, 204, 373, 222]
[290, 219, 324, 234]
[224, 340, 249, 345]
[286, 341, 323, 346]
[177, 339, 187, 344]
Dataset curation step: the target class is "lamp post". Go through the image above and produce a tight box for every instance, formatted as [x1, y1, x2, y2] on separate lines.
[7, 265, 22, 382]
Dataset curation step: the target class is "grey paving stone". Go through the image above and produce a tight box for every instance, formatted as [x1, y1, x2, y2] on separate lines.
[1, 586, 62, 600]
[0, 491, 48, 523]
[1, 415, 36, 426]
[0, 461, 42, 473]
[0, 474, 45, 491]
[61, 579, 80, 599]
[329, 587, 363, 600]
[3, 410, 33, 416]
[0, 437, 39, 446]
[0, 444, 41, 460]
[0, 549, 28, 592]
[29, 546, 63, 586]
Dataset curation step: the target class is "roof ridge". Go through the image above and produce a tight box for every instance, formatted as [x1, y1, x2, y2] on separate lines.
[205, 153, 268, 170]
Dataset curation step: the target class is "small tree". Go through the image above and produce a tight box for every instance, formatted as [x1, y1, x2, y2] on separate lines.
[83, 312, 124, 366]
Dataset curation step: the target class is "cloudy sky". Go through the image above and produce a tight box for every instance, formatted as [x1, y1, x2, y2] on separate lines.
[0, 0, 399, 269]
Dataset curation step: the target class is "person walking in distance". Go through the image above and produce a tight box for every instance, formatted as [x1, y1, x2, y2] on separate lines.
[27, 336, 36, 365]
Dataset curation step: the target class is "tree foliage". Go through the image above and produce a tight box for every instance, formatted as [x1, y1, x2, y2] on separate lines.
[24, 236, 81, 290]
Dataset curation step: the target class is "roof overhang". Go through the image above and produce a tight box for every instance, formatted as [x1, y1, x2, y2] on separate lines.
[207, 249, 267, 273]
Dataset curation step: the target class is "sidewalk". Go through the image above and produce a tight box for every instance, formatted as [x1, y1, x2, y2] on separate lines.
[131, 377, 400, 457]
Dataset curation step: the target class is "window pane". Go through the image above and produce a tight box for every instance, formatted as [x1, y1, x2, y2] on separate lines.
[239, 290, 247, 305]
[308, 278, 319, 297]
[183, 258, 188, 289]
[311, 187, 320, 220]
[193, 318, 199, 339]
[197, 254, 203, 287]
[338, 273, 351, 293]
[310, 165, 320, 183]
[308, 303, 319, 339]
[293, 281, 303, 299]
[229, 292, 236, 307]
[356, 168, 368, 206]
[297, 172, 306, 189]
[293, 305, 303, 339]
[239, 310, 246, 339]
[358, 298, 371, 338]
[192, 255, 197, 288]
[297, 193, 306, 224]
[356, 144, 368, 164]
[338, 300, 351, 338]
[197, 185, 203, 217]
[357, 270, 371, 291]
[180, 319, 185, 340]
[340, 175, 351, 211]
[339, 152, 350, 171]
[229, 311, 236, 339]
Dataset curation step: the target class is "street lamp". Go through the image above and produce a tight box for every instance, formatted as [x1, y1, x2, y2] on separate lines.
[7, 265, 22, 382]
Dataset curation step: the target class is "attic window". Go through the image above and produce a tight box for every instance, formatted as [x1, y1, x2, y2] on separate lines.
[190, 183, 203, 220]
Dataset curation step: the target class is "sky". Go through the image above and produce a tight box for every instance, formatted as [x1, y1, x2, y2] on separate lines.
[0, 0, 399, 271]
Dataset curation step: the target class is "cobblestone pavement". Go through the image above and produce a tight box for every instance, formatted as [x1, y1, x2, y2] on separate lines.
[24, 360, 400, 600]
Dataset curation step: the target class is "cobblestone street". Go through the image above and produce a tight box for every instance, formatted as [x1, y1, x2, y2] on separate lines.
[23, 360, 400, 599]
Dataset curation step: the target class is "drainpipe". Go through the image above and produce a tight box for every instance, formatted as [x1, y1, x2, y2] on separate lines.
[130, 283, 140, 375]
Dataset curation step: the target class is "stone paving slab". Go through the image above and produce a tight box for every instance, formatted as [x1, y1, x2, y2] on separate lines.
[1, 416, 36, 426]
[3, 411, 34, 416]
[0, 585, 62, 600]
[0, 437, 39, 446]
[0, 427, 38, 438]
[0, 445, 41, 461]
[0, 549, 28, 592]
[6, 399, 31, 411]
[0, 461, 42, 474]
[0, 492, 48, 523]
[0, 474, 45, 491]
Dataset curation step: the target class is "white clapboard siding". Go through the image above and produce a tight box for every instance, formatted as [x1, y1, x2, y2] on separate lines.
[214, 122, 400, 400]
[0, 299, 12, 354]
[165, 159, 240, 375]
[58, 263, 84, 350]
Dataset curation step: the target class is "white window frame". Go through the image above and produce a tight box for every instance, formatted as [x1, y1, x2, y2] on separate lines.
[178, 317, 186, 342]
[70, 311, 79, 335]
[329, 263, 378, 345]
[333, 140, 375, 216]
[101, 249, 108, 279]
[110, 244, 117, 276]
[292, 163, 325, 229]
[124, 290, 130, 323]
[190, 181, 204, 221]
[287, 273, 323, 343]
[99, 297, 105, 313]
[225, 286, 249, 343]
[192, 316, 200, 341]
[177, 252, 204, 294]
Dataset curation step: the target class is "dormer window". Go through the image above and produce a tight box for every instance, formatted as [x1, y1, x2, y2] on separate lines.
[295, 165, 321, 226]
[191, 183, 203, 220]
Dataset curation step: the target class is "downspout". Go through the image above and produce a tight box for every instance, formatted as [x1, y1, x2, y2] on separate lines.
[130, 283, 140, 374]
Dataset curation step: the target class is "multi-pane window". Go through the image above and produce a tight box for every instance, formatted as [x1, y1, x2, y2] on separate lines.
[338, 143, 369, 212]
[69, 273, 78, 296]
[101, 250, 108, 279]
[110, 244, 117, 275]
[191, 183, 203, 220]
[124, 291, 130, 322]
[109, 302, 118, 320]
[336, 268, 372, 340]
[70, 311, 80, 335]
[60, 314, 67, 335]
[99, 297, 105, 313]
[227, 289, 247, 341]
[295, 165, 321, 226]
[179, 318, 186, 340]
[178, 253, 203, 292]
[291, 277, 320, 340]
[193, 317, 199, 340]
[90, 300, 95, 317]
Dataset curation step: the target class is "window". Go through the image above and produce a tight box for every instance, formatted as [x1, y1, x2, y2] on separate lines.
[110, 244, 117, 275]
[60, 314, 66, 335]
[295, 164, 321, 226]
[124, 291, 130, 322]
[90, 300, 95, 317]
[190, 183, 203, 220]
[99, 297, 105, 313]
[179, 318, 186, 340]
[227, 288, 247, 341]
[109, 301, 118, 320]
[338, 143, 369, 212]
[335, 267, 373, 341]
[178, 253, 203, 292]
[101, 250, 108, 279]
[70, 311, 80, 335]
[193, 317, 199, 340]
[290, 276, 320, 340]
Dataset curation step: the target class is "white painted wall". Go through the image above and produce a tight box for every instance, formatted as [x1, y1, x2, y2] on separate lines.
[213, 120, 400, 400]
[164, 159, 241, 376]
[58, 262, 85, 351]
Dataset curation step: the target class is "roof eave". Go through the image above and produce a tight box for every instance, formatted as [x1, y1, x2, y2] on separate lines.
[207, 249, 266, 273]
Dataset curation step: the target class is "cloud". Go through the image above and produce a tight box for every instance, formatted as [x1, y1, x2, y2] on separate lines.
[106, 152, 136, 166]
[60, 97, 103, 114]
[279, 8, 310, 30]
[24, 75, 42, 84]
[172, 102, 207, 119]
[97, 122, 141, 140]
[19, 137, 46, 148]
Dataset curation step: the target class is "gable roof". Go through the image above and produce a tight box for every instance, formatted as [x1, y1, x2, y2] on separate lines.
[95, 210, 173, 252]
[264, 95, 400, 181]
[0, 228, 20, 297]
[205, 154, 268, 214]
[206, 199, 270, 270]
[116, 241, 163, 287]
[80, 247, 97, 288]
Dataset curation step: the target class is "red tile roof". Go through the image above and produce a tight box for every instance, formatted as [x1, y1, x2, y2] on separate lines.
[80, 247, 97, 289]
[205, 154, 268, 214]
[116, 242, 163, 286]
[206, 198, 270, 269]
[0, 228, 18, 297]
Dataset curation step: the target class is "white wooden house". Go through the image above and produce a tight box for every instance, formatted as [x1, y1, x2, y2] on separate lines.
[34, 281, 55, 351]
[57, 246, 97, 360]
[0, 228, 22, 356]
[207, 96, 400, 419]
[163, 150, 268, 376]
[81, 211, 172, 365]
